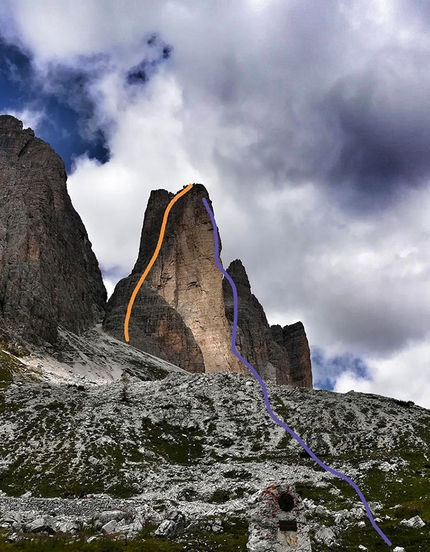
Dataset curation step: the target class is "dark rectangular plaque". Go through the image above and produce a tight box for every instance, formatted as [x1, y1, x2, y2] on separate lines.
[279, 519, 298, 532]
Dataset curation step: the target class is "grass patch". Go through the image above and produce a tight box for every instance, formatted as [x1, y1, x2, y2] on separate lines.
[222, 469, 251, 481]
[208, 489, 231, 503]
[139, 418, 204, 465]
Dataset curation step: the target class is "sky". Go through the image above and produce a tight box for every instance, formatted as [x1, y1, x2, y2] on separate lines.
[1, 0, 430, 407]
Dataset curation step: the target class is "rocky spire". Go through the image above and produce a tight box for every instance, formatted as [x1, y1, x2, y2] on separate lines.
[223, 259, 312, 386]
[104, 184, 246, 375]
[0, 115, 107, 347]
[104, 183, 313, 387]
[271, 322, 313, 387]
[224, 259, 252, 300]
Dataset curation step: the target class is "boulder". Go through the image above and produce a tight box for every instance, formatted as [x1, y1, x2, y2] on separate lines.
[26, 515, 56, 534]
[153, 508, 186, 537]
[101, 519, 118, 534]
[400, 515, 425, 528]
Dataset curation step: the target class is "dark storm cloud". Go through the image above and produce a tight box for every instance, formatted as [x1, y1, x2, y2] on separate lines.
[183, 0, 430, 214]
[0, 36, 110, 171]
[0, 38, 33, 106]
[127, 65, 149, 84]
[322, 53, 430, 212]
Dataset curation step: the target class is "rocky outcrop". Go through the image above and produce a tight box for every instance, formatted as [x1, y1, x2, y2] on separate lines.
[104, 185, 245, 374]
[247, 481, 311, 551]
[0, 120, 311, 386]
[223, 260, 312, 387]
[104, 183, 312, 386]
[222, 259, 289, 384]
[271, 322, 313, 388]
[0, 115, 106, 347]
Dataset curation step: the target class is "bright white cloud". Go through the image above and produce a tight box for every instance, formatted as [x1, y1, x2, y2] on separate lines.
[68, 70, 206, 276]
[335, 340, 430, 409]
[0, 107, 44, 132]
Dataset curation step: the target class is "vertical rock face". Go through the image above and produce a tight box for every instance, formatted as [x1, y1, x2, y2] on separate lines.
[103, 275, 205, 373]
[0, 115, 107, 346]
[271, 322, 313, 387]
[104, 183, 312, 387]
[104, 184, 245, 375]
[223, 259, 312, 387]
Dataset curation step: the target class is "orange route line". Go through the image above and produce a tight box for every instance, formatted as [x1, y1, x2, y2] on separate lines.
[124, 183, 194, 342]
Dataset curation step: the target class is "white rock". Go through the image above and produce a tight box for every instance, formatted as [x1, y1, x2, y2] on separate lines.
[26, 516, 56, 533]
[393, 547, 406, 552]
[154, 519, 175, 537]
[97, 510, 130, 524]
[400, 515, 425, 529]
[334, 512, 345, 524]
[350, 507, 365, 519]
[131, 520, 143, 532]
[56, 520, 79, 533]
[379, 461, 395, 472]
[6, 532, 20, 542]
[101, 519, 118, 534]
[315, 526, 336, 545]
[358, 546, 367, 551]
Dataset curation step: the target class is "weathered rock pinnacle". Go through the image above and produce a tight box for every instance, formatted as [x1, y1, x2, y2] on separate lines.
[104, 184, 245, 375]
[104, 184, 312, 386]
[271, 322, 313, 387]
[223, 259, 312, 386]
[0, 115, 107, 347]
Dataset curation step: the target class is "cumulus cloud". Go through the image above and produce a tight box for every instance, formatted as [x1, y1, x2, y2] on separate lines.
[335, 340, 430, 409]
[311, 347, 371, 391]
[1, 0, 430, 404]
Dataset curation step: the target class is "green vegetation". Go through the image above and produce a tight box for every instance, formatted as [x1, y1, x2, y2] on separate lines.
[1, 374, 429, 550]
[0, 392, 208, 497]
[222, 469, 251, 481]
[295, 452, 430, 551]
[0, 349, 22, 388]
[139, 417, 205, 464]
[208, 489, 231, 503]
[295, 480, 355, 512]
[339, 519, 427, 551]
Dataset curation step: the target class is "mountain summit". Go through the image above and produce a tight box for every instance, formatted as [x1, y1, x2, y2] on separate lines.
[0, 115, 106, 348]
[0, 116, 312, 387]
[103, 183, 313, 386]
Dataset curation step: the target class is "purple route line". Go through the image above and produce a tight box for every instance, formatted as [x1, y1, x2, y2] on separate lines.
[202, 197, 393, 547]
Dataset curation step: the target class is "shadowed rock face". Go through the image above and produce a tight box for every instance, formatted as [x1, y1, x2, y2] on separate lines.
[271, 322, 313, 387]
[0, 115, 107, 346]
[223, 259, 313, 387]
[104, 183, 312, 386]
[103, 274, 205, 373]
